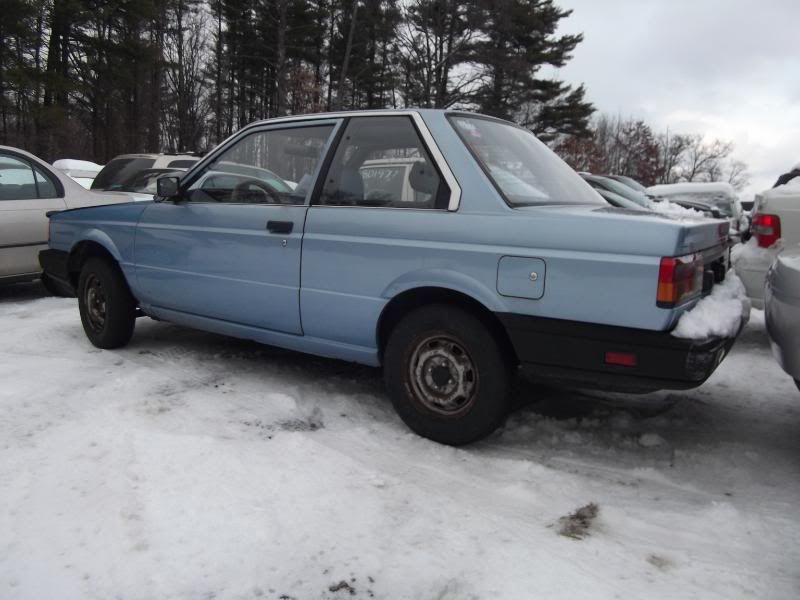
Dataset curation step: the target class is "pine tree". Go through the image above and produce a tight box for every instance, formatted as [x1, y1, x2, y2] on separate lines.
[471, 0, 593, 137]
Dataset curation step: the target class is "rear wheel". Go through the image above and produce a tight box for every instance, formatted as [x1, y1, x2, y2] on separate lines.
[77, 257, 136, 349]
[383, 304, 513, 445]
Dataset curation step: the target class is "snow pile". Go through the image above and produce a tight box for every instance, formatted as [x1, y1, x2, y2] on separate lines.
[648, 199, 710, 221]
[672, 271, 749, 339]
[52, 159, 102, 173]
[647, 182, 736, 198]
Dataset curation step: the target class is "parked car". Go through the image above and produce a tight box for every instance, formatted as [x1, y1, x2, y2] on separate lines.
[40, 110, 747, 445]
[0, 145, 131, 290]
[579, 174, 651, 209]
[590, 186, 648, 210]
[90, 153, 199, 192]
[764, 245, 800, 391]
[735, 179, 800, 307]
[53, 159, 103, 189]
[647, 182, 743, 231]
[604, 174, 648, 193]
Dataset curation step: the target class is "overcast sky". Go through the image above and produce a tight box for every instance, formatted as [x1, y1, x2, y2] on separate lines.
[551, 0, 800, 198]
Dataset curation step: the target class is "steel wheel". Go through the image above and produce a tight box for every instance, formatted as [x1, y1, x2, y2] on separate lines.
[408, 334, 479, 416]
[84, 273, 107, 333]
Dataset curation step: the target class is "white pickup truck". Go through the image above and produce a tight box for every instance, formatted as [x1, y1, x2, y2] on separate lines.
[735, 178, 800, 308]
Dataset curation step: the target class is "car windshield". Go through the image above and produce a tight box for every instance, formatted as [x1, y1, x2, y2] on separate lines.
[449, 115, 604, 207]
[119, 170, 181, 193]
[92, 157, 155, 190]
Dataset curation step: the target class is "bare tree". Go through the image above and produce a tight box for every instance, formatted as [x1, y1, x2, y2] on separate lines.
[162, 0, 210, 152]
[677, 135, 734, 182]
[726, 159, 750, 191]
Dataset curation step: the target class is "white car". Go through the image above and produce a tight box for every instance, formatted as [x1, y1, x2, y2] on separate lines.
[646, 182, 745, 236]
[0, 146, 131, 289]
[765, 245, 800, 391]
[734, 179, 800, 308]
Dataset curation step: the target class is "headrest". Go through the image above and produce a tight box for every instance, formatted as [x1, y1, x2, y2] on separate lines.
[408, 161, 438, 196]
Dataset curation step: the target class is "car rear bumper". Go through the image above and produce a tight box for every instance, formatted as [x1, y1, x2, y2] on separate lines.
[38, 249, 74, 295]
[497, 313, 744, 393]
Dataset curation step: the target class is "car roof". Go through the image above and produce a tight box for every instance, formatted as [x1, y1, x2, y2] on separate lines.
[108, 153, 198, 160]
[243, 108, 511, 130]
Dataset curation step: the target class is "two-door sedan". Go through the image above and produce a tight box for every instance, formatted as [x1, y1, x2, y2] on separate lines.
[41, 110, 748, 444]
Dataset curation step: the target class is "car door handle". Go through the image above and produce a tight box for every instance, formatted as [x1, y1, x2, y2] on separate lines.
[267, 220, 293, 234]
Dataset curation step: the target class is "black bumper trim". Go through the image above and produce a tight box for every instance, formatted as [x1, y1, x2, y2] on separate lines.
[39, 249, 74, 295]
[497, 313, 739, 393]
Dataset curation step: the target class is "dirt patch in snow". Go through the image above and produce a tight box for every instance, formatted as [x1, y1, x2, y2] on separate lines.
[557, 503, 600, 539]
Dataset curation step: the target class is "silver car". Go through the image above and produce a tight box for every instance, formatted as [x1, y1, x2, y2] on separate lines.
[765, 245, 800, 391]
[0, 146, 131, 290]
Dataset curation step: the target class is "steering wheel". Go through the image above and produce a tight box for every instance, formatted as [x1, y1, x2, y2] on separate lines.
[231, 178, 282, 204]
[363, 189, 394, 206]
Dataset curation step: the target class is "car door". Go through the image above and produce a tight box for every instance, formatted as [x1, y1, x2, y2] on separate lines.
[134, 120, 340, 334]
[302, 115, 455, 350]
[0, 152, 67, 278]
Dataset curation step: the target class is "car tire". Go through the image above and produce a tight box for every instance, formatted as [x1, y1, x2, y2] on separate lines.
[795, 379, 800, 393]
[383, 304, 513, 445]
[77, 257, 136, 349]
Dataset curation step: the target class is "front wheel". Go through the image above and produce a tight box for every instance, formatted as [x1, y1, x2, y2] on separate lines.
[383, 305, 513, 445]
[77, 257, 136, 349]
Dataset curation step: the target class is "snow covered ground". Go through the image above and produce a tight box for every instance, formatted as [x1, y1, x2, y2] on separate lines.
[1, 284, 799, 599]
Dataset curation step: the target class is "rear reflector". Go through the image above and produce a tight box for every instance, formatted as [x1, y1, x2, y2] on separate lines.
[751, 213, 781, 248]
[605, 351, 637, 367]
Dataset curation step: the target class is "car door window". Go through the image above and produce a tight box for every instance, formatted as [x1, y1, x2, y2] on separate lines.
[0, 154, 38, 200]
[185, 124, 335, 205]
[317, 116, 448, 209]
[33, 165, 59, 198]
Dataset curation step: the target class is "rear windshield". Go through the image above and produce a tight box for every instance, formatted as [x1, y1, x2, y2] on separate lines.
[166, 159, 198, 168]
[594, 177, 650, 208]
[91, 158, 155, 190]
[449, 115, 604, 207]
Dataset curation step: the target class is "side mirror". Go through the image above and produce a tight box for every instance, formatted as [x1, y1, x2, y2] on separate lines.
[156, 176, 180, 199]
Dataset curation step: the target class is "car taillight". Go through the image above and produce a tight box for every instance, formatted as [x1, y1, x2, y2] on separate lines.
[657, 253, 704, 308]
[751, 213, 781, 248]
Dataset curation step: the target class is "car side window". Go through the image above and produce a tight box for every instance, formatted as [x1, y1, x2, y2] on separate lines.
[0, 154, 38, 200]
[33, 165, 59, 198]
[317, 116, 448, 209]
[185, 124, 335, 205]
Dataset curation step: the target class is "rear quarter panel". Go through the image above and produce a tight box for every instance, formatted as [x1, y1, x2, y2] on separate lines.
[301, 205, 682, 352]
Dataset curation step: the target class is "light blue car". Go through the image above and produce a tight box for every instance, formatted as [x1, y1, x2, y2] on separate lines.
[40, 110, 745, 444]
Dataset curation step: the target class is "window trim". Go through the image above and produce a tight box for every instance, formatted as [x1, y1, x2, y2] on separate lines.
[309, 113, 459, 211]
[174, 119, 342, 206]
[0, 150, 65, 200]
[179, 111, 462, 211]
